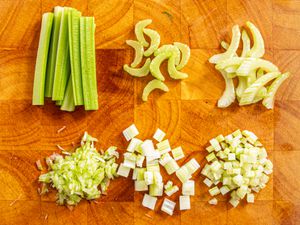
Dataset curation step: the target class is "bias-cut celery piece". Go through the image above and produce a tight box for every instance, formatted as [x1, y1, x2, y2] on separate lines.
[168, 56, 188, 79]
[241, 30, 251, 57]
[134, 19, 152, 47]
[150, 52, 172, 81]
[80, 17, 99, 110]
[215, 57, 244, 71]
[126, 40, 144, 68]
[246, 21, 265, 58]
[61, 76, 75, 112]
[236, 76, 247, 99]
[252, 87, 267, 104]
[236, 58, 278, 77]
[68, 8, 84, 106]
[174, 42, 190, 70]
[32, 12, 54, 105]
[263, 72, 290, 109]
[143, 28, 160, 57]
[45, 7, 63, 98]
[257, 68, 264, 78]
[142, 79, 169, 102]
[154, 45, 180, 65]
[52, 7, 71, 101]
[123, 58, 151, 77]
[218, 71, 235, 108]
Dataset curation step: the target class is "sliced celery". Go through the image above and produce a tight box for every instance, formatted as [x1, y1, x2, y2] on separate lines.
[123, 58, 150, 77]
[236, 58, 278, 77]
[134, 19, 152, 47]
[150, 52, 172, 81]
[32, 12, 54, 105]
[218, 71, 235, 108]
[215, 57, 244, 71]
[241, 30, 251, 57]
[142, 79, 169, 101]
[60, 76, 75, 112]
[168, 55, 188, 79]
[154, 44, 180, 65]
[143, 28, 160, 57]
[246, 21, 265, 58]
[252, 87, 267, 104]
[174, 42, 190, 70]
[126, 40, 144, 67]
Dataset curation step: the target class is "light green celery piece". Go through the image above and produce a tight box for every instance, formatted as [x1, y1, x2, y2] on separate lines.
[236, 76, 247, 98]
[168, 55, 188, 79]
[45, 7, 63, 98]
[142, 79, 169, 102]
[126, 40, 144, 68]
[239, 72, 281, 106]
[123, 58, 151, 77]
[252, 87, 267, 104]
[52, 7, 71, 101]
[262, 72, 290, 109]
[32, 12, 54, 105]
[143, 28, 160, 57]
[241, 30, 251, 57]
[225, 65, 238, 74]
[247, 70, 257, 86]
[61, 76, 75, 112]
[174, 42, 191, 70]
[236, 58, 278, 77]
[56, 100, 62, 106]
[80, 17, 98, 110]
[246, 21, 265, 58]
[150, 52, 172, 81]
[257, 68, 264, 78]
[216, 57, 244, 71]
[209, 25, 241, 64]
[221, 41, 229, 50]
[134, 19, 152, 47]
[218, 71, 235, 108]
[68, 8, 84, 106]
[154, 44, 180, 65]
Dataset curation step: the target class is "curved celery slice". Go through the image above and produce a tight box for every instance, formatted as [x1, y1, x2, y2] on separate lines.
[239, 72, 280, 105]
[216, 57, 244, 70]
[247, 70, 257, 86]
[241, 30, 251, 57]
[135, 19, 152, 47]
[236, 77, 247, 99]
[154, 44, 180, 65]
[257, 68, 264, 78]
[246, 21, 265, 58]
[32, 12, 54, 105]
[168, 55, 188, 79]
[174, 42, 190, 70]
[262, 72, 290, 109]
[126, 40, 144, 68]
[221, 41, 229, 50]
[150, 52, 172, 81]
[142, 79, 169, 101]
[252, 87, 267, 104]
[225, 65, 238, 74]
[236, 58, 278, 77]
[209, 25, 241, 64]
[123, 58, 151, 77]
[218, 71, 235, 108]
[143, 28, 160, 57]
[61, 76, 75, 112]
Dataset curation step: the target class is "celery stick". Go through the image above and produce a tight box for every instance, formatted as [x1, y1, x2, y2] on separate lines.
[68, 8, 84, 106]
[80, 17, 98, 110]
[32, 12, 54, 105]
[52, 7, 71, 101]
[56, 100, 62, 106]
[61, 76, 75, 112]
[44, 6, 63, 98]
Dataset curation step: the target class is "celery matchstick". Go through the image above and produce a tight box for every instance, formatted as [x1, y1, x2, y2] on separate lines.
[61, 76, 75, 112]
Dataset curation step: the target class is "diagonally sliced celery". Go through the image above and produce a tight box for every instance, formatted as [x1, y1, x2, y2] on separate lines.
[142, 79, 169, 101]
[45, 7, 63, 98]
[257, 68, 264, 78]
[236, 77, 247, 99]
[80, 17, 98, 110]
[252, 86, 267, 104]
[168, 55, 188, 79]
[135, 19, 152, 47]
[32, 12, 54, 105]
[236, 58, 278, 77]
[246, 21, 265, 58]
[143, 28, 160, 57]
[174, 42, 190, 70]
[262, 72, 290, 109]
[241, 30, 251, 57]
[154, 45, 180, 65]
[52, 7, 71, 101]
[216, 57, 244, 71]
[150, 52, 172, 81]
[61, 76, 75, 112]
[68, 8, 84, 106]
[123, 58, 151, 77]
[218, 71, 235, 108]
[126, 40, 144, 68]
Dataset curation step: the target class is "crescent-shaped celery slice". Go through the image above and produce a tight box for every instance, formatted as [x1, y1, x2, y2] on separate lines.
[241, 30, 251, 57]
[252, 87, 267, 103]
[168, 56, 188, 79]
[143, 28, 160, 57]
[126, 40, 144, 68]
[218, 71, 236, 108]
[123, 58, 151, 77]
[246, 21, 265, 58]
[135, 19, 152, 47]
[142, 79, 169, 101]
[236, 58, 278, 77]
[150, 52, 172, 81]
[154, 45, 180, 65]
[174, 42, 190, 70]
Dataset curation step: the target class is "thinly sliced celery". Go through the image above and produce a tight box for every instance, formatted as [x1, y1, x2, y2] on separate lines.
[252, 87, 267, 104]
[209, 25, 241, 64]
[123, 58, 151, 77]
[134, 19, 152, 47]
[246, 21, 265, 58]
[45, 7, 63, 98]
[241, 30, 251, 57]
[143, 28, 160, 57]
[68, 8, 84, 106]
[52, 7, 71, 101]
[218, 71, 235, 108]
[215, 57, 244, 71]
[257, 68, 264, 78]
[60, 76, 75, 112]
[142, 79, 169, 101]
[154, 45, 180, 65]
[236, 76, 247, 99]
[80, 17, 98, 110]
[262, 72, 290, 109]
[126, 40, 144, 67]
[174, 42, 190, 70]
[150, 52, 172, 81]
[239, 72, 280, 105]
[168, 55, 188, 79]
[32, 12, 54, 105]
[236, 58, 278, 77]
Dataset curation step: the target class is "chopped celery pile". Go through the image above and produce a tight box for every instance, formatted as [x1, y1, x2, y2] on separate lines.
[124, 19, 190, 101]
[201, 130, 273, 207]
[120, 124, 200, 215]
[209, 21, 290, 109]
[37, 132, 119, 206]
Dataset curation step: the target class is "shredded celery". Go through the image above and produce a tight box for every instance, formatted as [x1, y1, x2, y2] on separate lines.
[134, 19, 152, 47]
[142, 79, 169, 102]
[143, 28, 160, 57]
[126, 40, 144, 68]
[173, 42, 190, 70]
[123, 58, 151, 77]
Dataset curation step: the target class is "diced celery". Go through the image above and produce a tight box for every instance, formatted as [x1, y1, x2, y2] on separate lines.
[208, 198, 218, 205]
[179, 195, 191, 210]
[172, 147, 185, 161]
[135, 180, 148, 191]
[149, 183, 163, 196]
[182, 180, 195, 196]
[156, 139, 171, 155]
[117, 163, 131, 177]
[123, 124, 139, 141]
[161, 198, 176, 215]
[142, 194, 157, 210]
[208, 186, 220, 196]
[153, 128, 166, 142]
[164, 158, 179, 175]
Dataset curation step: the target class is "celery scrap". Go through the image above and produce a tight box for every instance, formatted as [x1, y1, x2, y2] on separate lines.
[126, 40, 144, 67]
[60, 76, 75, 112]
[142, 79, 169, 102]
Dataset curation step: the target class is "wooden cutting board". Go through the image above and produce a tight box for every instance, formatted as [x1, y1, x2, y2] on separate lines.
[0, 0, 299, 224]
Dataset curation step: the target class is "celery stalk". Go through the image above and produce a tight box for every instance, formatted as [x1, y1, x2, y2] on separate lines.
[32, 12, 54, 105]
[61, 76, 75, 112]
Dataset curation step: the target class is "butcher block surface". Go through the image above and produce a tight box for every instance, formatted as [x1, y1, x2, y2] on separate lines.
[0, 0, 300, 224]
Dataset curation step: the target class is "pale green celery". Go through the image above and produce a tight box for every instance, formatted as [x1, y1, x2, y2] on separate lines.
[150, 52, 172, 81]
[142, 79, 169, 101]
[68, 8, 84, 106]
[52, 7, 71, 101]
[215, 57, 244, 70]
[225, 66, 238, 74]
[262, 72, 290, 109]
[236, 58, 278, 77]
[80, 17, 98, 110]
[143, 28, 160, 57]
[174, 42, 190, 70]
[257, 68, 264, 78]
[60, 76, 75, 112]
[218, 71, 235, 108]
[123, 58, 151, 77]
[236, 76, 247, 99]
[134, 19, 152, 47]
[32, 12, 54, 105]
[252, 87, 267, 104]
[227, 73, 237, 78]
[154, 44, 180, 65]
[247, 70, 257, 86]
[239, 72, 280, 105]
[168, 55, 188, 79]
[241, 30, 251, 57]
[126, 40, 144, 67]
[209, 25, 241, 64]
[45, 7, 63, 98]
[56, 100, 62, 106]
[246, 21, 265, 58]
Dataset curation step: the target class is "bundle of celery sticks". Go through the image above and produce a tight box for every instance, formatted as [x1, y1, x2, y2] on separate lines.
[32, 6, 98, 111]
